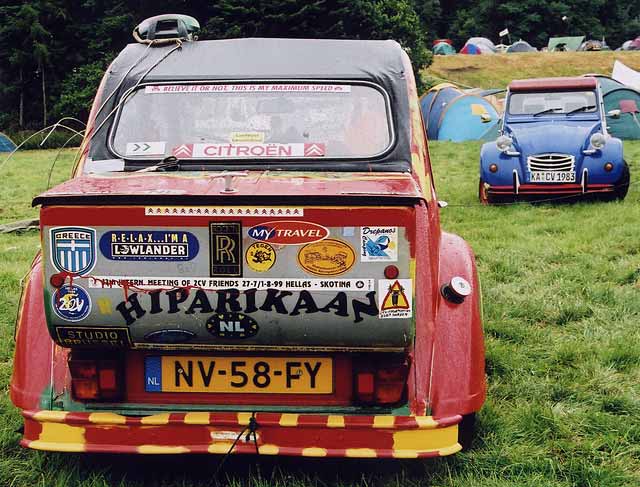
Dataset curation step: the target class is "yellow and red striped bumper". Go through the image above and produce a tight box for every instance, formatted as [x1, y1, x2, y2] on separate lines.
[22, 410, 462, 458]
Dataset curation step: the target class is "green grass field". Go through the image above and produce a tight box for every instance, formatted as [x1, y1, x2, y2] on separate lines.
[1, 144, 639, 486]
[425, 51, 640, 89]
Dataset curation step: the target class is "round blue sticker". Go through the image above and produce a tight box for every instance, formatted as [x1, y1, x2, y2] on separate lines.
[52, 284, 92, 322]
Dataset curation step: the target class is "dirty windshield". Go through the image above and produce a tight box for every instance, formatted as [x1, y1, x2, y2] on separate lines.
[111, 83, 392, 160]
[508, 91, 598, 116]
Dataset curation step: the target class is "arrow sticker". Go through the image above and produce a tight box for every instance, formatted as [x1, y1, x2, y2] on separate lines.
[125, 141, 166, 156]
[172, 144, 194, 158]
[304, 143, 326, 157]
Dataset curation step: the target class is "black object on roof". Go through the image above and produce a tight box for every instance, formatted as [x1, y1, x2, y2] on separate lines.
[90, 38, 412, 172]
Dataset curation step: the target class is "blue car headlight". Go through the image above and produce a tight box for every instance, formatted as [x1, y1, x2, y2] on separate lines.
[590, 133, 606, 149]
[496, 135, 513, 152]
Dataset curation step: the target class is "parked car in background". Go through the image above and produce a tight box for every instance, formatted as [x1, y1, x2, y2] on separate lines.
[11, 15, 485, 458]
[480, 76, 629, 203]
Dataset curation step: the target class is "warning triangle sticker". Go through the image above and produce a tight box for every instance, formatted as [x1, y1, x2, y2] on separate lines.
[381, 280, 410, 311]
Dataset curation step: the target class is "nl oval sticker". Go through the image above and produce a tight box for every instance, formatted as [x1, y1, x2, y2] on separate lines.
[247, 221, 329, 245]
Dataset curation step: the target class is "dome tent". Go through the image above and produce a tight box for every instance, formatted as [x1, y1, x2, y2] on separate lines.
[0, 132, 16, 152]
[420, 84, 500, 142]
[460, 37, 496, 54]
[506, 40, 536, 53]
[433, 41, 456, 55]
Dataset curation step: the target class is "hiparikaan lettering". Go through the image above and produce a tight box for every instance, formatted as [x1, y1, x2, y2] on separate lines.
[116, 289, 378, 326]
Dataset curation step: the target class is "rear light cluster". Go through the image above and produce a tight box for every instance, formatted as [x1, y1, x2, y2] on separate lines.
[68, 353, 124, 401]
[353, 357, 409, 405]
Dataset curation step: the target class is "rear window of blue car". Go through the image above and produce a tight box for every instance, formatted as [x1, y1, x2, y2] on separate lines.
[508, 91, 597, 115]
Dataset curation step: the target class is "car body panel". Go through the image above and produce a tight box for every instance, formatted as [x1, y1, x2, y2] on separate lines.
[12, 37, 485, 456]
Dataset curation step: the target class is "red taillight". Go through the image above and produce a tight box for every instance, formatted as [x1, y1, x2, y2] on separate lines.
[355, 371, 375, 402]
[69, 356, 124, 401]
[354, 359, 408, 405]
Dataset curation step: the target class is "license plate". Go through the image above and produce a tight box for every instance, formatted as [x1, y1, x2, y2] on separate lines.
[144, 356, 333, 394]
[529, 171, 576, 183]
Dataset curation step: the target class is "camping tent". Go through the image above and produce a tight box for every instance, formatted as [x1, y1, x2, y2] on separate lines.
[506, 40, 536, 53]
[433, 41, 456, 55]
[0, 133, 16, 152]
[461, 37, 496, 54]
[591, 75, 640, 139]
[548, 36, 584, 51]
[578, 39, 609, 51]
[420, 84, 500, 142]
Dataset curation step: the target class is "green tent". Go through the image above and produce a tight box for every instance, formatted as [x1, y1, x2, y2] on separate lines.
[604, 89, 640, 140]
[592, 75, 640, 139]
[433, 41, 456, 55]
[548, 36, 585, 52]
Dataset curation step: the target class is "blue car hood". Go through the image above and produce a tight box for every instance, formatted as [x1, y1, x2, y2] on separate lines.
[506, 120, 600, 156]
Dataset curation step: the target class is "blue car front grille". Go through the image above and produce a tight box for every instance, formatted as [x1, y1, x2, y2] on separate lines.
[527, 153, 575, 172]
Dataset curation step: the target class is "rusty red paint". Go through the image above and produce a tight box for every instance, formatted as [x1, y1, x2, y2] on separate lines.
[509, 76, 597, 92]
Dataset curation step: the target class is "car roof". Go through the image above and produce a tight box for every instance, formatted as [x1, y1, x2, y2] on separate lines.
[112, 38, 406, 84]
[89, 38, 414, 172]
[509, 77, 598, 92]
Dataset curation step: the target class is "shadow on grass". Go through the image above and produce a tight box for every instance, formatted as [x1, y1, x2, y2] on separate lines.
[69, 452, 456, 486]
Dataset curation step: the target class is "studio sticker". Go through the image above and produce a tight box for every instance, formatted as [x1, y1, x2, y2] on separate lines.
[99, 230, 199, 261]
[247, 221, 329, 245]
[50, 227, 96, 275]
[246, 242, 276, 272]
[378, 279, 413, 319]
[210, 222, 242, 277]
[360, 226, 398, 262]
[52, 284, 92, 322]
[55, 326, 131, 348]
[297, 239, 356, 276]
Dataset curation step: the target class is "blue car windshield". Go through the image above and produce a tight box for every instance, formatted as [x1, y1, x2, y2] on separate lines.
[508, 91, 597, 116]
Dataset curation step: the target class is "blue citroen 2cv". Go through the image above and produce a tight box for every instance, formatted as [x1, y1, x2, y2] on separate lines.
[479, 77, 629, 203]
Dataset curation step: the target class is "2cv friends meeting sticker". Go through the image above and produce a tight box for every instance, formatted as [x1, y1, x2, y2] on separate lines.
[52, 284, 92, 322]
[99, 230, 199, 261]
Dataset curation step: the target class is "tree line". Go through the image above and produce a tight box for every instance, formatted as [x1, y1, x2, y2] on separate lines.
[0, 0, 638, 131]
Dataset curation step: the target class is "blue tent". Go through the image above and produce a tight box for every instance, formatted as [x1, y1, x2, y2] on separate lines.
[0, 132, 16, 152]
[420, 85, 500, 142]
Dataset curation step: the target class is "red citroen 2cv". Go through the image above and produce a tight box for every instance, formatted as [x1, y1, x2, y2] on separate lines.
[11, 15, 485, 458]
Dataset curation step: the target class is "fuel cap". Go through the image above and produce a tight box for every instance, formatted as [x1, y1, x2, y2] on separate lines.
[441, 276, 472, 304]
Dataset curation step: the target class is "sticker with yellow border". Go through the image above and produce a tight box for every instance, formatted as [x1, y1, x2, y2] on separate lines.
[246, 242, 276, 272]
[231, 132, 265, 143]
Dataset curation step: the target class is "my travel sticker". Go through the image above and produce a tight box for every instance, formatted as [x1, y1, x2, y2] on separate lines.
[50, 227, 96, 275]
[247, 220, 329, 245]
[52, 284, 92, 322]
[378, 279, 413, 319]
[360, 226, 398, 262]
[99, 230, 199, 261]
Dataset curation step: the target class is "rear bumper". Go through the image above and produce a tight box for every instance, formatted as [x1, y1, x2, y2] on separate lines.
[21, 409, 461, 458]
[488, 182, 614, 198]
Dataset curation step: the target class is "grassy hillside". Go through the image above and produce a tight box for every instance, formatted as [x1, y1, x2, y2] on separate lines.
[1, 145, 639, 486]
[425, 51, 640, 90]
